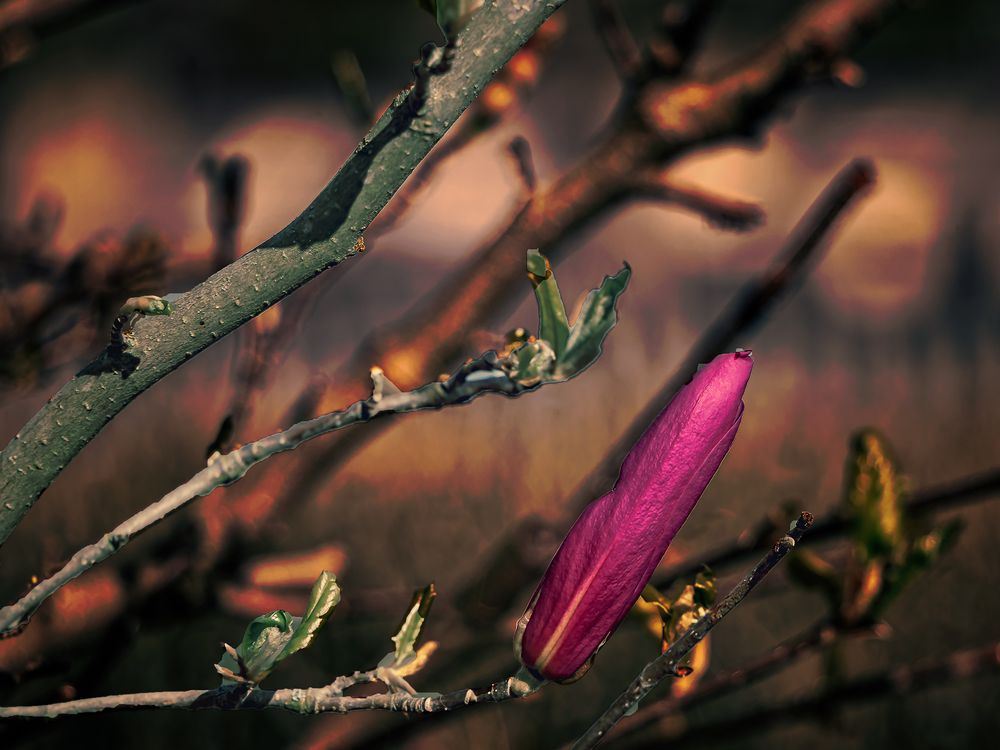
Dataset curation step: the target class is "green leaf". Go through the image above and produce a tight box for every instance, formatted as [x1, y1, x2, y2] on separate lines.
[640, 571, 716, 653]
[277, 571, 342, 662]
[553, 263, 631, 380]
[391, 583, 437, 667]
[691, 570, 716, 609]
[219, 609, 295, 684]
[510, 338, 557, 386]
[526, 249, 570, 357]
[843, 430, 906, 561]
[217, 571, 340, 685]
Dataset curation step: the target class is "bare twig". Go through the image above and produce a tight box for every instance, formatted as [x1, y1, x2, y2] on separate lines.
[274, 0, 903, 531]
[608, 619, 882, 745]
[628, 168, 765, 231]
[626, 641, 1000, 747]
[199, 153, 249, 272]
[0, 351, 570, 637]
[507, 136, 538, 196]
[0, 668, 537, 719]
[573, 512, 814, 749]
[652, 466, 1000, 592]
[574, 158, 873, 507]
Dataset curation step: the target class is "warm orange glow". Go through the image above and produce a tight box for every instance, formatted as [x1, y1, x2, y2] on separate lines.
[507, 50, 541, 86]
[481, 82, 516, 117]
[818, 157, 945, 317]
[17, 118, 148, 248]
[49, 571, 125, 634]
[243, 544, 348, 588]
[252, 304, 283, 335]
[218, 584, 310, 620]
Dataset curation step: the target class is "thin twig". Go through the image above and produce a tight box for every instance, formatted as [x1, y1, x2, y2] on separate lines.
[628, 168, 765, 231]
[507, 136, 538, 196]
[608, 618, 882, 744]
[626, 641, 1000, 747]
[572, 512, 814, 749]
[199, 153, 249, 273]
[652, 466, 1000, 592]
[0, 669, 536, 719]
[0, 352, 560, 637]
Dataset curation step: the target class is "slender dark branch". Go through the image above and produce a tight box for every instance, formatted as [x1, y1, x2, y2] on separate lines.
[628, 168, 765, 231]
[0, 0, 140, 68]
[627, 641, 1000, 747]
[609, 619, 882, 745]
[572, 512, 814, 749]
[199, 153, 249, 273]
[507, 136, 538, 196]
[652, 466, 1000, 592]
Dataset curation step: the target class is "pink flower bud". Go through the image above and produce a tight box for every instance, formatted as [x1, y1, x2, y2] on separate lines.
[516, 351, 753, 682]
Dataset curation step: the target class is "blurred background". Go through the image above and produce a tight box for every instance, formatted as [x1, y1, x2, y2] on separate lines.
[1, 0, 998, 748]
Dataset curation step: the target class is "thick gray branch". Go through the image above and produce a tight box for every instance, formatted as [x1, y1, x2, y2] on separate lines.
[0, 353, 543, 636]
[0, 0, 570, 548]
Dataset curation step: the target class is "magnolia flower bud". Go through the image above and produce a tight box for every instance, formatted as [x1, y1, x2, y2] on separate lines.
[515, 351, 753, 682]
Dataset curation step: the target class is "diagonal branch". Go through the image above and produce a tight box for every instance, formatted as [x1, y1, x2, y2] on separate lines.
[627, 168, 765, 231]
[0, 352, 568, 637]
[651, 466, 1000, 592]
[625, 641, 1000, 747]
[607, 618, 882, 745]
[572, 512, 814, 749]
[0, 0, 572, 547]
